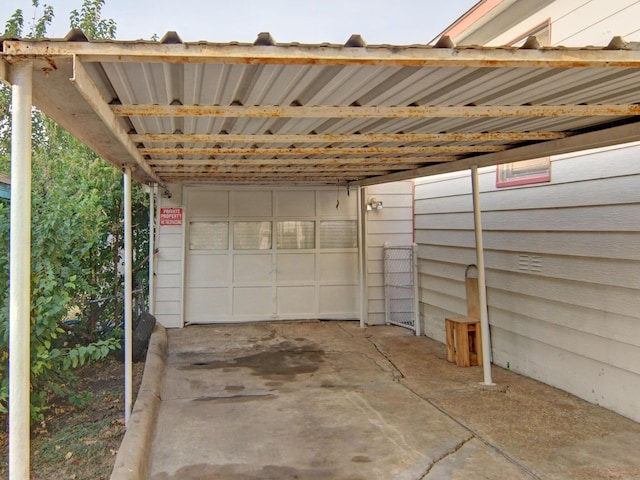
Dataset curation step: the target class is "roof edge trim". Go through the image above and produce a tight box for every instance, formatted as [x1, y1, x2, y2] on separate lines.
[3, 39, 640, 68]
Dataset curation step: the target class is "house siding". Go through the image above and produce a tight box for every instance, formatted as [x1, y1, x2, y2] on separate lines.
[364, 181, 415, 325]
[414, 143, 640, 421]
[487, 0, 640, 46]
[154, 184, 185, 328]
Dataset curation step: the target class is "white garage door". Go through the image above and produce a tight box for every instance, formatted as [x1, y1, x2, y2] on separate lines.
[184, 187, 359, 323]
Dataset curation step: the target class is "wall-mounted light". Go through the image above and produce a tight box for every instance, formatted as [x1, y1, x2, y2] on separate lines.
[161, 187, 172, 199]
[367, 197, 383, 211]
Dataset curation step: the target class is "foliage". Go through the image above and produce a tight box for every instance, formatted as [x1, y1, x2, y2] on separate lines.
[0, 1, 147, 421]
[69, 0, 116, 40]
[3, 1, 54, 38]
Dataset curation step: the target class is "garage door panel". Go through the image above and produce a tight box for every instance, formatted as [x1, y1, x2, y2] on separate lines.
[319, 253, 358, 282]
[320, 285, 358, 316]
[277, 253, 315, 282]
[186, 287, 230, 321]
[189, 190, 229, 217]
[317, 190, 356, 217]
[188, 254, 229, 286]
[231, 191, 272, 217]
[233, 254, 272, 283]
[277, 286, 316, 315]
[185, 187, 359, 323]
[275, 190, 315, 217]
[234, 287, 273, 315]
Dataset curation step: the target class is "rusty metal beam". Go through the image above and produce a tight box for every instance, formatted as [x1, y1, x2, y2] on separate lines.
[130, 131, 568, 144]
[71, 58, 162, 184]
[159, 174, 366, 182]
[161, 170, 390, 178]
[113, 104, 640, 119]
[152, 164, 410, 173]
[5, 40, 640, 69]
[147, 156, 455, 166]
[141, 146, 503, 156]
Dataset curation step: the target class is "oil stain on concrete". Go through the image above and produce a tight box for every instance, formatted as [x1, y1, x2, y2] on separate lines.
[179, 341, 324, 382]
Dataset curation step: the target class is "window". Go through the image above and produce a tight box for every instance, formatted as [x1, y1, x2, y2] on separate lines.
[233, 222, 272, 250]
[319, 220, 357, 248]
[496, 157, 551, 188]
[276, 221, 315, 249]
[189, 222, 228, 250]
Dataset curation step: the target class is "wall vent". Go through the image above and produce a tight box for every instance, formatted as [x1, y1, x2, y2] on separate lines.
[518, 254, 542, 272]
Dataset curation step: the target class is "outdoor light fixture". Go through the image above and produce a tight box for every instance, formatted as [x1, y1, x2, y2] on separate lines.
[367, 197, 383, 211]
[162, 187, 172, 199]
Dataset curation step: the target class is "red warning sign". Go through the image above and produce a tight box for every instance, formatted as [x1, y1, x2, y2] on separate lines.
[160, 208, 182, 226]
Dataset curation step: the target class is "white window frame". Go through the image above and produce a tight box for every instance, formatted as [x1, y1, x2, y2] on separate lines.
[496, 157, 551, 188]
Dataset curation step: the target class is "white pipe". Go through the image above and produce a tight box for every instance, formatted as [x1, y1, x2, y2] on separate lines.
[148, 184, 155, 315]
[123, 167, 133, 425]
[8, 60, 33, 480]
[471, 166, 494, 385]
[357, 186, 366, 328]
[384, 242, 391, 325]
[412, 243, 421, 336]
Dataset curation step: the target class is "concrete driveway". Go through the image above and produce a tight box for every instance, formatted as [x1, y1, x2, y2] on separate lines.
[113, 320, 640, 479]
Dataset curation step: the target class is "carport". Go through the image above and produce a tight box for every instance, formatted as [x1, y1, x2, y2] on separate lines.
[2, 31, 640, 478]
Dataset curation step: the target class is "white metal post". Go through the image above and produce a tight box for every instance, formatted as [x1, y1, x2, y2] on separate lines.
[148, 184, 155, 315]
[9, 60, 33, 480]
[123, 167, 133, 425]
[412, 243, 421, 336]
[383, 242, 390, 325]
[471, 166, 494, 385]
[357, 186, 366, 328]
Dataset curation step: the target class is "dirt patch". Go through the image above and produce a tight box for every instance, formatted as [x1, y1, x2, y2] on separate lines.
[0, 357, 145, 480]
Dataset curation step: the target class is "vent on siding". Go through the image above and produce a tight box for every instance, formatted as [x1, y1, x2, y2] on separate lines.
[518, 254, 542, 272]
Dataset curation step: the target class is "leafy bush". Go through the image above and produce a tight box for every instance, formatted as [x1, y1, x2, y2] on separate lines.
[0, 0, 149, 422]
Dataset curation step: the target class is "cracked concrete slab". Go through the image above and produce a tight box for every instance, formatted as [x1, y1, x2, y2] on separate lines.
[126, 321, 640, 480]
[149, 321, 487, 479]
[422, 438, 534, 479]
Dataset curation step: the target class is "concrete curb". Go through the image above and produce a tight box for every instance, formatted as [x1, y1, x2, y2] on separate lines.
[110, 324, 168, 480]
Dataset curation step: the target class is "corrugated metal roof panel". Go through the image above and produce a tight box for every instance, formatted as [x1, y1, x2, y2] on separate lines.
[2, 34, 640, 185]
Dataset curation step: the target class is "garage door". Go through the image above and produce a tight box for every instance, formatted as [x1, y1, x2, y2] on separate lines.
[184, 187, 359, 323]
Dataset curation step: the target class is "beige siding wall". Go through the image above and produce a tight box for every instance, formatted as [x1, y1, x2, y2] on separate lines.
[365, 181, 415, 325]
[153, 184, 184, 328]
[414, 143, 640, 421]
[484, 0, 640, 46]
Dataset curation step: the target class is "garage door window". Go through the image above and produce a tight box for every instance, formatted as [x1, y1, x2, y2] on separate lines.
[189, 221, 228, 250]
[319, 220, 357, 248]
[276, 221, 315, 249]
[233, 222, 272, 250]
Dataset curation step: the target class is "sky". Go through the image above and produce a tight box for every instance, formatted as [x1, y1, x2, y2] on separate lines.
[1, 0, 478, 44]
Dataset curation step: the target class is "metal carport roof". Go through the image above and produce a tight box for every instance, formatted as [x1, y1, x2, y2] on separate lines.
[2, 31, 640, 187]
[4, 30, 640, 479]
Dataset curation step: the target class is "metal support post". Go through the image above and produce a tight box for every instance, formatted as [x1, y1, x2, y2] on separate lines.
[9, 60, 33, 480]
[148, 184, 155, 315]
[412, 243, 421, 336]
[471, 166, 494, 385]
[357, 186, 366, 328]
[123, 167, 133, 425]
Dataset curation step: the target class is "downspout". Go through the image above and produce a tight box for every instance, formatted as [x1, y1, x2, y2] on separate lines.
[471, 166, 494, 385]
[123, 166, 133, 425]
[8, 59, 32, 480]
